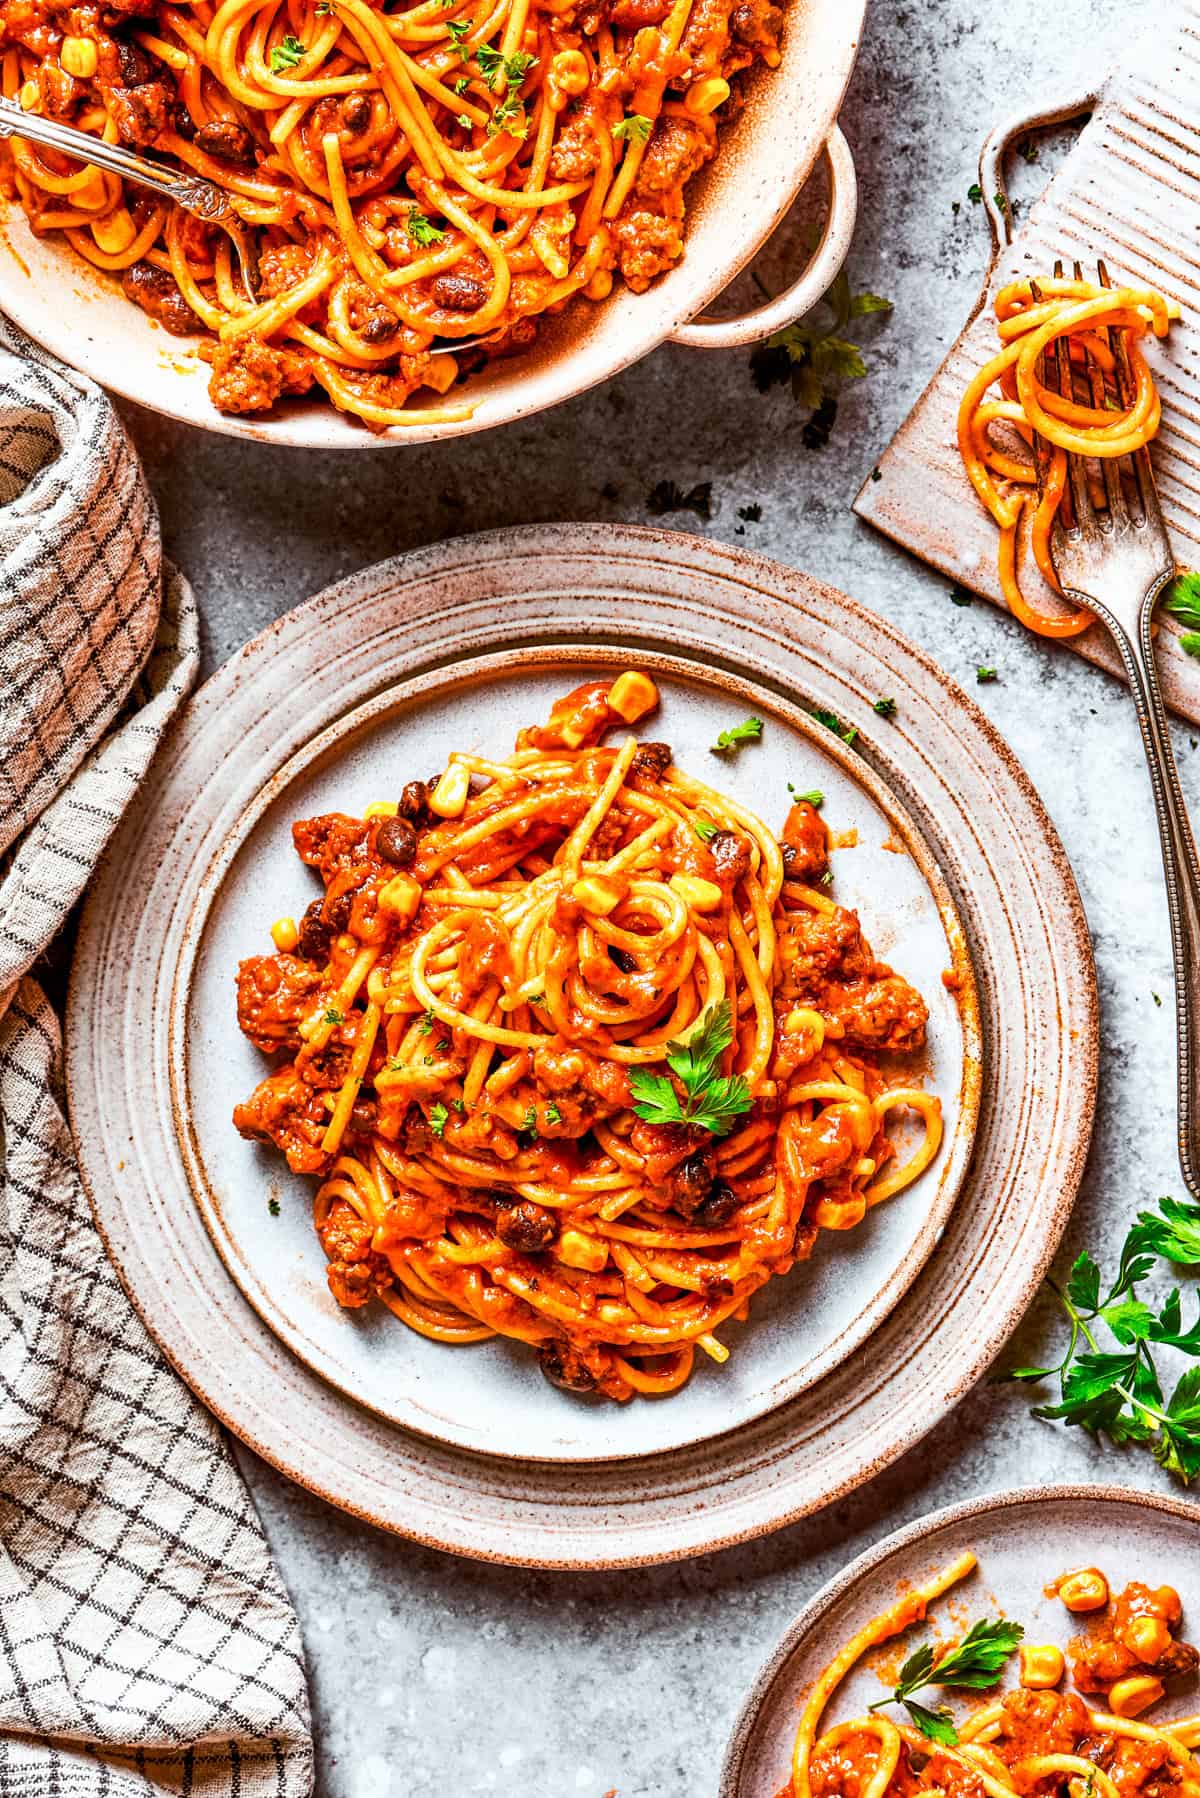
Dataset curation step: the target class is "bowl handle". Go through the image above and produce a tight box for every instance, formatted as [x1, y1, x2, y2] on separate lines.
[668, 124, 857, 350]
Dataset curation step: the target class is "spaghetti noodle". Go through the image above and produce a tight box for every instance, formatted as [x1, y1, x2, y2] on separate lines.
[0, 0, 786, 427]
[793, 1555, 1200, 1798]
[232, 672, 942, 1401]
[957, 275, 1177, 637]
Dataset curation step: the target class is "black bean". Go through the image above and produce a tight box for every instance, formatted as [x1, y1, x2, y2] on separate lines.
[610, 945, 638, 974]
[630, 741, 672, 779]
[194, 118, 256, 163]
[341, 93, 371, 133]
[692, 1182, 740, 1228]
[398, 780, 429, 822]
[376, 815, 418, 866]
[671, 1149, 715, 1213]
[295, 899, 333, 963]
[325, 888, 353, 931]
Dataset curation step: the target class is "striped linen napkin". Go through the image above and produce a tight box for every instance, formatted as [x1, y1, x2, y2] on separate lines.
[0, 320, 313, 1797]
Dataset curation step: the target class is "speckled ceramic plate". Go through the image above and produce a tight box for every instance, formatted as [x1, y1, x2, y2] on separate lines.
[67, 526, 1097, 1562]
[171, 646, 975, 1464]
[721, 1484, 1200, 1798]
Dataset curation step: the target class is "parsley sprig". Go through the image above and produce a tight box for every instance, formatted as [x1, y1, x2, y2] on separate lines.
[270, 32, 305, 69]
[869, 1620, 1024, 1746]
[712, 716, 763, 754]
[1008, 1196, 1200, 1481]
[1161, 571, 1200, 658]
[629, 1001, 752, 1138]
[749, 258, 891, 448]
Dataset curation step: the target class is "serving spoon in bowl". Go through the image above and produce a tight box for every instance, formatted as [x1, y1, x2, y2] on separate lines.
[0, 95, 262, 297]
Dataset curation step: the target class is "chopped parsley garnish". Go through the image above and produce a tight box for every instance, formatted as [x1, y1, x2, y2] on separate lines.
[737, 502, 762, 522]
[420, 1008, 435, 1033]
[452, 73, 470, 93]
[1006, 1194, 1200, 1483]
[456, 111, 472, 128]
[316, 3, 333, 13]
[1017, 136, 1039, 163]
[693, 818, 719, 842]
[322, 1006, 343, 1026]
[520, 1104, 538, 1138]
[527, 991, 545, 1007]
[712, 716, 763, 754]
[812, 706, 857, 746]
[629, 1001, 752, 1138]
[749, 260, 891, 448]
[869, 1619, 1025, 1745]
[612, 113, 652, 143]
[950, 584, 974, 607]
[546, 1101, 562, 1125]
[1153, 992, 1163, 1007]
[446, 16, 470, 41]
[873, 696, 896, 717]
[870, 465, 882, 481]
[428, 1101, 449, 1138]
[386, 1056, 405, 1072]
[968, 181, 983, 204]
[408, 208, 446, 247]
[646, 478, 712, 520]
[475, 43, 534, 87]
[977, 665, 998, 683]
[270, 32, 305, 68]
[788, 785, 823, 807]
[487, 92, 527, 137]
[268, 1197, 281, 1216]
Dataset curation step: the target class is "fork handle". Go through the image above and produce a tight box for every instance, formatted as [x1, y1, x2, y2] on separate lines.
[1109, 602, 1200, 1199]
[0, 96, 194, 206]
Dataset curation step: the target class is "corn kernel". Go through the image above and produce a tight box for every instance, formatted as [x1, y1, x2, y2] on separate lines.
[1126, 1616, 1172, 1664]
[1019, 1644, 1065, 1689]
[1058, 1569, 1109, 1613]
[684, 75, 729, 114]
[812, 1192, 867, 1231]
[670, 872, 723, 912]
[550, 48, 588, 95]
[61, 34, 98, 77]
[17, 78, 40, 111]
[584, 268, 613, 301]
[378, 873, 421, 922]
[92, 206, 137, 253]
[429, 763, 470, 817]
[1154, 1585, 1183, 1626]
[572, 874, 625, 915]
[270, 916, 299, 953]
[784, 1004, 825, 1050]
[363, 801, 398, 818]
[1108, 1675, 1165, 1717]
[608, 670, 658, 722]
[557, 1229, 608, 1272]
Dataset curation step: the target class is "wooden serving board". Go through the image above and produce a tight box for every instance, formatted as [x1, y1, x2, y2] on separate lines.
[854, 0, 1200, 722]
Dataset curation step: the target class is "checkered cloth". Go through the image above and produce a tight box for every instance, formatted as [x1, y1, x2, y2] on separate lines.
[0, 322, 313, 1798]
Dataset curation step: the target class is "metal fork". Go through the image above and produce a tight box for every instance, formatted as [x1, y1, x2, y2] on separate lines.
[0, 95, 261, 296]
[1042, 258, 1200, 1198]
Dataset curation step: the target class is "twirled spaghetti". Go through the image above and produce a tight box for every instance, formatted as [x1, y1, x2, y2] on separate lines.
[0, 0, 785, 427]
[793, 1554, 1200, 1798]
[957, 275, 1177, 637]
[232, 672, 942, 1401]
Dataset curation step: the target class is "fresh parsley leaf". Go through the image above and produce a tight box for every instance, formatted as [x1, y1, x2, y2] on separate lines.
[812, 706, 857, 746]
[428, 1101, 449, 1138]
[748, 258, 891, 446]
[977, 665, 998, 683]
[1017, 136, 1040, 163]
[904, 1702, 960, 1747]
[322, 1006, 343, 1026]
[737, 502, 762, 522]
[456, 111, 472, 127]
[1065, 1249, 1101, 1313]
[446, 16, 470, 41]
[693, 818, 719, 842]
[1163, 571, 1200, 631]
[646, 478, 712, 520]
[268, 1197, 281, 1216]
[546, 1100, 562, 1125]
[1182, 633, 1200, 658]
[503, 48, 534, 83]
[487, 92, 527, 137]
[420, 1008, 435, 1034]
[628, 1000, 753, 1138]
[270, 31, 305, 68]
[968, 182, 983, 203]
[408, 207, 446, 247]
[869, 1618, 1023, 1746]
[712, 716, 763, 754]
[873, 696, 896, 716]
[950, 584, 974, 607]
[520, 1104, 538, 1137]
[613, 113, 652, 143]
[787, 785, 823, 807]
[452, 73, 470, 92]
[1130, 1197, 1200, 1265]
[474, 40, 504, 80]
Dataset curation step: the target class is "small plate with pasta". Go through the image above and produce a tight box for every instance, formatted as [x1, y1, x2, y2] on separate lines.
[172, 647, 977, 1462]
[721, 1484, 1200, 1798]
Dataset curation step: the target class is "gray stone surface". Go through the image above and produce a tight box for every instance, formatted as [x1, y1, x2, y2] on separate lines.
[114, 1, 1199, 1791]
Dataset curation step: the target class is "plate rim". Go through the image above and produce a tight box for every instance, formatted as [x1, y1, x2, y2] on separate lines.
[166, 640, 981, 1463]
[65, 523, 1099, 1567]
[718, 1480, 1200, 1798]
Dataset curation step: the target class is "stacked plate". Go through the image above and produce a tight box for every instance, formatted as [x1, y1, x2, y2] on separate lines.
[67, 524, 1097, 1568]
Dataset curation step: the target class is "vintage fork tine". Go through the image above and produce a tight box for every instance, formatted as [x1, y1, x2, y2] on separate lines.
[1099, 256, 1167, 534]
[1086, 260, 1133, 528]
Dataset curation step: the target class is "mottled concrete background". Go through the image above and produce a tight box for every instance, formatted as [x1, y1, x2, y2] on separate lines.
[114, 0, 1197, 1791]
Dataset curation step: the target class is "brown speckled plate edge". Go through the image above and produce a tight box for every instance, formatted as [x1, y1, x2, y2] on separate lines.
[719, 1483, 1200, 1798]
[66, 524, 1098, 1568]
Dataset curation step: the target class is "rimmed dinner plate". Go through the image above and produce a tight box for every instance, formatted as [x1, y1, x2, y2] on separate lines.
[173, 645, 976, 1463]
[67, 525, 1097, 1563]
[720, 1483, 1200, 1798]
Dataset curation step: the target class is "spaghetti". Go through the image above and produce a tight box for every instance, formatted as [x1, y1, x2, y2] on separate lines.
[957, 275, 1177, 637]
[232, 672, 942, 1401]
[0, 0, 786, 427]
[793, 1555, 1200, 1798]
